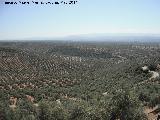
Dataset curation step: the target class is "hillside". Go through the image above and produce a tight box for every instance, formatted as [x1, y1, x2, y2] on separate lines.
[0, 41, 160, 120]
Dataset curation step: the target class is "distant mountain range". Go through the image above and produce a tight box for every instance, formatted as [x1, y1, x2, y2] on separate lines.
[61, 33, 160, 42]
[4, 33, 160, 42]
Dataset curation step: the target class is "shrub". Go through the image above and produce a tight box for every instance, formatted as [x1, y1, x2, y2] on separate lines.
[107, 90, 147, 120]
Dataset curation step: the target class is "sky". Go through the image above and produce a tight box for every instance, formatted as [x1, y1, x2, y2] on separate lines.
[0, 0, 160, 40]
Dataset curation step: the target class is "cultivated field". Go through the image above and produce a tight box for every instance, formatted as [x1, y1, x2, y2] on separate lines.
[0, 41, 160, 120]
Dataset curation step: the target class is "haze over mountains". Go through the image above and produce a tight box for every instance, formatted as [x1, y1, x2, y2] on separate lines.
[8, 33, 160, 42]
[64, 33, 160, 42]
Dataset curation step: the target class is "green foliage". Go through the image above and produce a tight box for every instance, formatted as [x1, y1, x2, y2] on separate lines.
[107, 90, 146, 120]
[38, 100, 68, 120]
[0, 42, 160, 119]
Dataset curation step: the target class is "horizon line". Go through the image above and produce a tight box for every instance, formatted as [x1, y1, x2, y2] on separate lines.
[1, 32, 160, 41]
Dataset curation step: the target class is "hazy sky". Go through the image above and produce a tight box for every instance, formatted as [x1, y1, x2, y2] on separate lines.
[0, 0, 160, 40]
